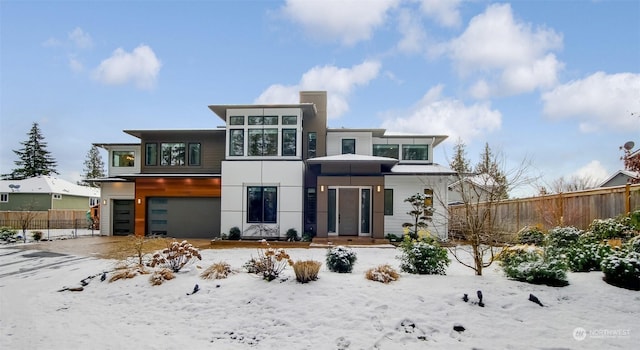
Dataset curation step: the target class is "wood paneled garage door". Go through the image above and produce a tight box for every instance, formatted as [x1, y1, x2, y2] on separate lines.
[147, 197, 220, 239]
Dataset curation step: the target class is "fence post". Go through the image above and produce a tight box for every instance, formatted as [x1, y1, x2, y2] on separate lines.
[626, 183, 631, 214]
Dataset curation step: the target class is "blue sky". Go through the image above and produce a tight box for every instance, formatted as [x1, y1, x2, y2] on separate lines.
[1, 0, 639, 196]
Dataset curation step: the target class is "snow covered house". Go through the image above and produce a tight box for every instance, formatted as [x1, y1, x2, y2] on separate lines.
[95, 91, 455, 240]
[0, 176, 100, 211]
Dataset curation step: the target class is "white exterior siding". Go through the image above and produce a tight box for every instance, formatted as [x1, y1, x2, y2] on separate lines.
[326, 132, 373, 156]
[221, 160, 304, 238]
[384, 175, 450, 240]
[99, 182, 135, 236]
[372, 137, 434, 163]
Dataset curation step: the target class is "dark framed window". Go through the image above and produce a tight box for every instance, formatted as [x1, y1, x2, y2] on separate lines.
[248, 116, 263, 125]
[327, 189, 336, 232]
[229, 116, 244, 125]
[361, 189, 370, 233]
[248, 129, 278, 156]
[305, 188, 317, 224]
[373, 144, 399, 159]
[342, 139, 355, 154]
[229, 129, 244, 156]
[264, 116, 278, 125]
[424, 189, 433, 218]
[113, 151, 135, 167]
[145, 143, 157, 166]
[247, 186, 277, 223]
[282, 116, 297, 125]
[282, 129, 297, 156]
[307, 132, 317, 158]
[384, 189, 393, 215]
[160, 143, 185, 166]
[402, 144, 429, 161]
[188, 143, 201, 166]
[0, 193, 8, 202]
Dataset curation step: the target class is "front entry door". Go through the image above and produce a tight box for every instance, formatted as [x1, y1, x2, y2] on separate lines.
[339, 188, 359, 235]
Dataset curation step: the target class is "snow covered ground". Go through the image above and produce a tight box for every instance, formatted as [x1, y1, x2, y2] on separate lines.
[0, 244, 637, 349]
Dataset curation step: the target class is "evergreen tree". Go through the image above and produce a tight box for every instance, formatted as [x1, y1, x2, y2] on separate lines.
[3, 122, 58, 180]
[79, 145, 105, 187]
[449, 138, 471, 174]
[474, 142, 508, 199]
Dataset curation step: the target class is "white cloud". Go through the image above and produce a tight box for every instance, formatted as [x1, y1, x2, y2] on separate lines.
[281, 0, 399, 46]
[442, 3, 563, 97]
[92, 45, 162, 89]
[68, 27, 93, 49]
[68, 55, 84, 73]
[396, 9, 427, 54]
[572, 160, 609, 183]
[542, 72, 640, 132]
[256, 60, 382, 119]
[419, 0, 461, 27]
[380, 85, 502, 141]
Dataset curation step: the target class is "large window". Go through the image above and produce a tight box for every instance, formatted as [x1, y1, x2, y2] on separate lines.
[384, 189, 393, 215]
[161, 143, 185, 166]
[402, 145, 429, 161]
[249, 129, 278, 156]
[308, 132, 317, 158]
[373, 144, 399, 159]
[145, 144, 157, 166]
[247, 186, 277, 223]
[282, 129, 297, 156]
[229, 129, 244, 156]
[189, 143, 201, 166]
[342, 139, 355, 154]
[113, 151, 135, 167]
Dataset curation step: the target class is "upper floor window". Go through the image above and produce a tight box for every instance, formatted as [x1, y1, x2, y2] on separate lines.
[373, 144, 399, 159]
[0, 193, 8, 202]
[248, 129, 278, 156]
[402, 145, 428, 161]
[248, 116, 278, 125]
[308, 132, 317, 158]
[188, 143, 201, 166]
[282, 116, 297, 125]
[113, 151, 135, 167]
[282, 129, 297, 156]
[342, 139, 355, 154]
[229, 130, 244, 156]
[145, 143, 157, 166]
[229, 116, 245, 125]
[161, 143, 185, 166]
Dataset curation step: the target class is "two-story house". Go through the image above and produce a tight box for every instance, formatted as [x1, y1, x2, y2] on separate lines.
[96, 91, 455, 240]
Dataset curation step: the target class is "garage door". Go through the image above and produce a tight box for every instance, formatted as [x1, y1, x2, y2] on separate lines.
[147, 197, 220, 239]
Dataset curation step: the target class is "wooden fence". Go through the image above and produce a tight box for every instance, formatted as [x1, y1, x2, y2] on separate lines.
[449, 183, 640, 234]
[0, 210, 89, 230]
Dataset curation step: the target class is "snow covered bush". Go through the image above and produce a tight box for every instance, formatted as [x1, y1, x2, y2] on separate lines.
[31, 230, 43, 241]
[292, 260, 321, 283]
[246, 246, 293, 281]
[600, 251, 640, 290]
[201, 262, 233, 280]
[149, 268, 175, 286]
[589, 216, 634, 241]
[365, 264, 399, 284]
[545, 226, 582, 248]
[516, 226, 545, 246]
[627, 235, 640, 253]
[149, 240, 202, 273]
[564, 239, 613, 272]
[0, 227, 17, 241]
[499, 245, 568, 286]
[397, 235, 449, 275]
[228, 226, 241, 240]
[109, 263, 149, 282]
[326, 246, 357, 273]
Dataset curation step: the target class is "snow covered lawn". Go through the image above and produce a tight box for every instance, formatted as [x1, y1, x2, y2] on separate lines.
[0, 245, 637, 349]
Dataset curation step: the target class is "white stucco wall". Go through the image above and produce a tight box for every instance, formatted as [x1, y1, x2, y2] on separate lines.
[99, 182, 135, 236]
[221, 160, 304, 238]
[383, 175, 450, 240]
[326, 131, 373, 156]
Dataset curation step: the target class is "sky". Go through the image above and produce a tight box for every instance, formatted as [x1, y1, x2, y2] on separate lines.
[1, 0, 639, 197]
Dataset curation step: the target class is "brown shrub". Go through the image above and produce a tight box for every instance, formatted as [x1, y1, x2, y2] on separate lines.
[365, 264, 400, 284]
[201, 261, 233, 280]
[292, 260, 322, 283]
[149, 268, 175, 286]
[109, 264, 149, 282]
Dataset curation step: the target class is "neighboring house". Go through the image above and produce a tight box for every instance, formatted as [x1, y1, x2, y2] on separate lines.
[0, 176, 100, 211]
[448, 174, 499, 205]
[95, 91, 455, 240]
[599, 170, 640, 188]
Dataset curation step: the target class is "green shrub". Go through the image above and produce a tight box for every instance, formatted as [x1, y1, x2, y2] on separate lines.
[626, 235, 640, 254]
[228, 226, 241, 240]
[546, 226, 582, 248]
[31, 230, 43, 241]
[0, 227, 17, 241]
[385, 233, 403, 242]
[589, 217, 633, 240]
[326, 246, 357, 273]
[397, 235, 450, 275]
[499, 245, 569, 287]
[516, 226, 545, 245]
[600, 251, 640, 290]
[629, 210, 640, 231]
[564, 240, 613, 272]
[301, 232, 314, 242]
[286, 228, 299, 242]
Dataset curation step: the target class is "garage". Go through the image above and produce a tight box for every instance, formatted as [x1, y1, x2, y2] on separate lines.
[147, 197, 220, 239]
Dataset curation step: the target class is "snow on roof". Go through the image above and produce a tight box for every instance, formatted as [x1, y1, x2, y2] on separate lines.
[0, 176, 100, 197]
[389, 164, 456, 174]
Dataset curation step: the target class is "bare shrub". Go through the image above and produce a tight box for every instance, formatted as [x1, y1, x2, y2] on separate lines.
[149, 268, 175, 286]
[292, 260, 321, 283]
[109, 264, 149, 283]
[201, 262, 233, 280]
[149, 240, 202, 272]
[365, 264, 400, 284]
[245, 242, 293, 281]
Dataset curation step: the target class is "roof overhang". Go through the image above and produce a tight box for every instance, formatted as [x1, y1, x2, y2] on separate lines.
[208, 103, 317, 122]
[123, 129, 225, 139]
[306, 154, 399, 166]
